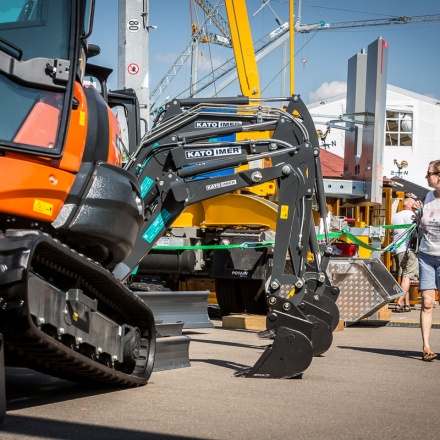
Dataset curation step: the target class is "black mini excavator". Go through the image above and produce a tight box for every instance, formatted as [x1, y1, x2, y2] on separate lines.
[0, 0, 340, 406]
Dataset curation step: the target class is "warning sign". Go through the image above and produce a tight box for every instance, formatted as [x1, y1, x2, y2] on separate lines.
[280, 205, 289, 219]
[127, 63, 140, 75]
[33, 199, 53, 216]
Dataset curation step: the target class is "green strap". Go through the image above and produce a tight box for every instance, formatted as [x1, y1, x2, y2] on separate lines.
[153, 241, 275, 251]
[152, 224, 416, 254]
[342, 223, 417, 253]
[383, 224, 412, 230]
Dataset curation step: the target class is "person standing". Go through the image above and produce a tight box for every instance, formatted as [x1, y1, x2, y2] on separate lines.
[413, 160, 440, 361]
[391, 197, 418, 313]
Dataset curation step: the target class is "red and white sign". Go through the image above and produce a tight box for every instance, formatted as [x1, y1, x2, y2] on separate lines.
[127, 63, 140, 75]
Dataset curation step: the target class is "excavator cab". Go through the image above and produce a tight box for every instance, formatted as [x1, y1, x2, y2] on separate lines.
[0, 0, 89, 154]
[0, 0, 157, 390]
[0, 0, 144, 265]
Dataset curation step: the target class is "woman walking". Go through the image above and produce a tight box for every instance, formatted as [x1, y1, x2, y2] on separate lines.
[413, 160, 440, 361]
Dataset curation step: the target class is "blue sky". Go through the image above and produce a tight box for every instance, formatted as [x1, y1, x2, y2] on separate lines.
[91, 0, 440, 107]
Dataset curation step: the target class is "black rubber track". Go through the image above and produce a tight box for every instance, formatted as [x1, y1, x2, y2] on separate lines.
[0, 231, 156, 387]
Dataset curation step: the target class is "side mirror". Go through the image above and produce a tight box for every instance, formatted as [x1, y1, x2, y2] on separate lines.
[87, 43, 101, 58]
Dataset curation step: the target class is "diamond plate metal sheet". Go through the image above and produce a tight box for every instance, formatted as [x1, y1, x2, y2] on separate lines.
[326, 258, 403, 323]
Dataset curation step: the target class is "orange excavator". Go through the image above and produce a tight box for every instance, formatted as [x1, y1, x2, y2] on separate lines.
[0, 0, 340, 412]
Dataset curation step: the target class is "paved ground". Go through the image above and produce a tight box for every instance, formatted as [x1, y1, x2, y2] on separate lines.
[1, 303, 440, 440]
[385, 300, 440, 327]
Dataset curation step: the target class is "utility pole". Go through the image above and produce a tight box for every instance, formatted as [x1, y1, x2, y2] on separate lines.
[118, 0, 155, 133]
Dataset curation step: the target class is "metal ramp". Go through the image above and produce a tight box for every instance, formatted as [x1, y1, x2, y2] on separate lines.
[326, 258, 403, 324]
[136, 291, 214, 329]
[135, 291, 213, 372]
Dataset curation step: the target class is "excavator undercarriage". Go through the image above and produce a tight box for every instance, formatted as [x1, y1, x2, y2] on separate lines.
[0, 230, 155, 387]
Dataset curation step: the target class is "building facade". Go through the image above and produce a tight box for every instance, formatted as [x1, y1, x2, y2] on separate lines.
[308, 85, 440, 189]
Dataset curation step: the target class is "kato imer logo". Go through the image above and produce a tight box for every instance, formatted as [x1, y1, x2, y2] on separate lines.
[195, 121, 242, 128]
[206, 179, 237, 191]
[185, 146, 241, 159]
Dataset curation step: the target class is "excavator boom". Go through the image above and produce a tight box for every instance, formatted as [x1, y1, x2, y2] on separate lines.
[114, 94, 340, 377]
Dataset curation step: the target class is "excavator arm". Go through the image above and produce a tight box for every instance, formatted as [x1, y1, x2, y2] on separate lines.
[114, 94, 340, 378]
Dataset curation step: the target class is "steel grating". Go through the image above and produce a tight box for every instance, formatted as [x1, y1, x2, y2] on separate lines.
[326, 258, 403, 324]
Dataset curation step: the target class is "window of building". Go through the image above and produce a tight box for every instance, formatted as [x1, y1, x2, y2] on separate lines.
[385, 111, 413, 146]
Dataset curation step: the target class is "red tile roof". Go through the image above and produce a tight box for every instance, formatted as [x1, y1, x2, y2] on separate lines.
[319, 148, 344, 178]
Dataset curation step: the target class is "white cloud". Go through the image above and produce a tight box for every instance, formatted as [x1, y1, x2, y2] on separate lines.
[309, 81, 347, 103]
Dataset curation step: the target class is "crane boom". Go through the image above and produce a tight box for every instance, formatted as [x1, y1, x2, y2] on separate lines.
[194, 0, 230, 37]
[297, 14, 440, 33]
[225, 0, 260, 98]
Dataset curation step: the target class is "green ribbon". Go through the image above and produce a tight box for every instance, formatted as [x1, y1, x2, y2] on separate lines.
[152, 223, 417, 254]
[341, 223, 417, 253]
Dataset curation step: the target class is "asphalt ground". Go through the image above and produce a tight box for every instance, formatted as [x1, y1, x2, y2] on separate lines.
[379, 301, 440, 328]
[2, 304, 440, 440]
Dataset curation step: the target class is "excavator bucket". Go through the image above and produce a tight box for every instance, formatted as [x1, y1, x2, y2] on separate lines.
[300, 286, 341, 356]
[239, 299, 314, 378]
[300, 300, 334, 357]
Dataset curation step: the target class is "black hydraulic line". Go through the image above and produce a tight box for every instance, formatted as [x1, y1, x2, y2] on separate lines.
[178, 120, 278, 142]
[177, 153, 248, 178]
[178, 96, 250, 106]
[178, 124, 245, 141]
